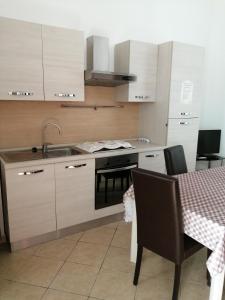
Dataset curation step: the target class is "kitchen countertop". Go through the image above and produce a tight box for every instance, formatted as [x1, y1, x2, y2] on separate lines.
[0, 139, 165, 170]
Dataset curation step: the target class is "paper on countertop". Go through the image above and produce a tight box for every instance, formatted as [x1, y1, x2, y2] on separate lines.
[76, 140, 134, 153]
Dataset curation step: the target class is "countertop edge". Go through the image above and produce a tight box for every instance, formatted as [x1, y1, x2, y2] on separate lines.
[0, 141, 166, 170]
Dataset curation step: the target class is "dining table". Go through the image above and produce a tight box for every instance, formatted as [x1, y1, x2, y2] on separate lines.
[123, 166, 225, 300]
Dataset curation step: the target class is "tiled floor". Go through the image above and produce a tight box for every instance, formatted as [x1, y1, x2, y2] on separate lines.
[0, 221, 223, 299]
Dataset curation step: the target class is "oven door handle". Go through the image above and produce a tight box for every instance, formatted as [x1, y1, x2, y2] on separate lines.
[96, 164, 137, 174]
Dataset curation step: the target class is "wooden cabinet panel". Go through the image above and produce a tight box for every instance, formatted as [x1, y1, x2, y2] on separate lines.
[55, 159, 95, 229]
[129, 41, 158, 102]
[5, 164, 56, 242]
[0, 17, 44, 100]
[138, 150, 166, 173]
[115, 40, 158, 102]
[42, 25, 84, 101]
[167, 118, 200, 172]
[44, 66, 84, 101]
[168, 42, 204, 118]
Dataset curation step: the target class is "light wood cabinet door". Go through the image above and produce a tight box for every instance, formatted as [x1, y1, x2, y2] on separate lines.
[129, 41, 158, 102]
[168, 42, 204, 118]
[138, 150, 166, 173]
[42, 25, 84, 101]
[115, 40, 158, 102]
[55, 159, 95, 230]
[167, 118, 200, 171]
[5, 164, 56, 242]
[0, 17, 44, 100]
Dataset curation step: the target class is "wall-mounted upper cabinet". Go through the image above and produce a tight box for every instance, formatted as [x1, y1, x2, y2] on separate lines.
[0, 17, 44, 100]
[114, 40, 158, 102]
[42, 25, 84, 101]
[0, 17, 84, 101]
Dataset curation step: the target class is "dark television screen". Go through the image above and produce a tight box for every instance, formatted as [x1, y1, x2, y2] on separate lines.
[197, 130, 221, 155]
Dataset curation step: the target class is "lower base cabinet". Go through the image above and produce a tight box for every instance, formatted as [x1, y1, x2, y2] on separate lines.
[4, 164, 56, 242]
[138, 150, 166, 173]
[55, 159, 95, 229]
[3, 158, 95, 244]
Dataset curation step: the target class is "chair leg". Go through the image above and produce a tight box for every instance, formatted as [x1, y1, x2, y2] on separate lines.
[97, 174, 101, 192]
[207, 248, 212, 287]
[126, 174, 129, 189]
[172, 264, 181, 300]
[133, 245, 143, 286]
[121, 176, 124, 190]
[104, 178, 108, 203]
[112, 177, 116, 190]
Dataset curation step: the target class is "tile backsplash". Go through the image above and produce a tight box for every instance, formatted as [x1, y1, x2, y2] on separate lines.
[0, 86, 139, 149]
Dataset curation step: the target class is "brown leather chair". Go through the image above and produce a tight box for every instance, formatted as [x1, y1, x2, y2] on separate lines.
[132, 168, 204, 300]
[164, 145, 188, 175]
[164, 145, 211, 285]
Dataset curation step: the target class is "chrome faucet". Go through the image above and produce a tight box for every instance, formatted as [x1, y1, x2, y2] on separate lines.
[42, 122, 62, 153]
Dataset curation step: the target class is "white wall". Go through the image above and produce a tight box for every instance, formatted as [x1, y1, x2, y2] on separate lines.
[200, 0, 225, 155]
[0, 0, 212, 69]
[1, 0, 225, 153]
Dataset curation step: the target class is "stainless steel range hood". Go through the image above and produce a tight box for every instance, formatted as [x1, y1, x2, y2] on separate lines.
[85, 36, 136, 87]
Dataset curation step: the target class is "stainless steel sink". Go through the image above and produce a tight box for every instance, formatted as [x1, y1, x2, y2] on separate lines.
[0, 146, 85, 163]
[46, 147, 82, 158]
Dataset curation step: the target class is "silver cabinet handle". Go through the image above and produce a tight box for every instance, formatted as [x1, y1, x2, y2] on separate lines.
[179, 121, 190, 125]
[180, 112, 191, 116]
[135, 96, 150, 100]
[145, 154, 159, 158]
[8, 91, 34, 96]
[18, 169, 44, 176]
[65, 163, 87, 169]
[55, 93, 76, 98]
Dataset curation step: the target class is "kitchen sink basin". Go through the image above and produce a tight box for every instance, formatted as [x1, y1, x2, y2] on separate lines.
[0, 146, 85, 163]
[46, 147, 82, 157]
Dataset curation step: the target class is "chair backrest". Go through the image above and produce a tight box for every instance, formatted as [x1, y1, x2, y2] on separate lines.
[164, 145, 188, 175]
[132, 168, 184, 264]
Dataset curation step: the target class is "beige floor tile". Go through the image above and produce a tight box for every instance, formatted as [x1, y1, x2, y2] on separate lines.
[90, 269, 136, 300]
[42, 289, 88, 300]
[0, 279, 46, 300]
[117, 221, 131, 230]
[64, 232, 84, 242]
[140, 252, 174, 278]
[50, 262, 99, 296]
[80, 227, 115, 246]
[12, 245, 39, 257]
[102, 246, 135, 274]
[103, 222, 120, 229]
[14, 256, 63, 287]
[181, 281, 209, 300]
[67, 242, 108, 267]
[135, 272, 175, 300]
[111, 226, 131, 249]
[34, 239, 76, 261]
[182, 248, 207, 285]
[0, 251, 28, 280]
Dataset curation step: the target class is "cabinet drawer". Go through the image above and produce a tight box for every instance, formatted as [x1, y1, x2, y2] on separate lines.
[138, 151, 166, 173]
[167, 118, 199, 171]
[55, 159, 95, 229]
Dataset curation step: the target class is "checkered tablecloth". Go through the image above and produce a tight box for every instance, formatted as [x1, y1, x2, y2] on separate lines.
[123, 167, 225, 277]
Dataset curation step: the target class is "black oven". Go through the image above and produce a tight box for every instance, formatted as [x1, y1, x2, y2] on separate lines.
[95, 153, 138, 209]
